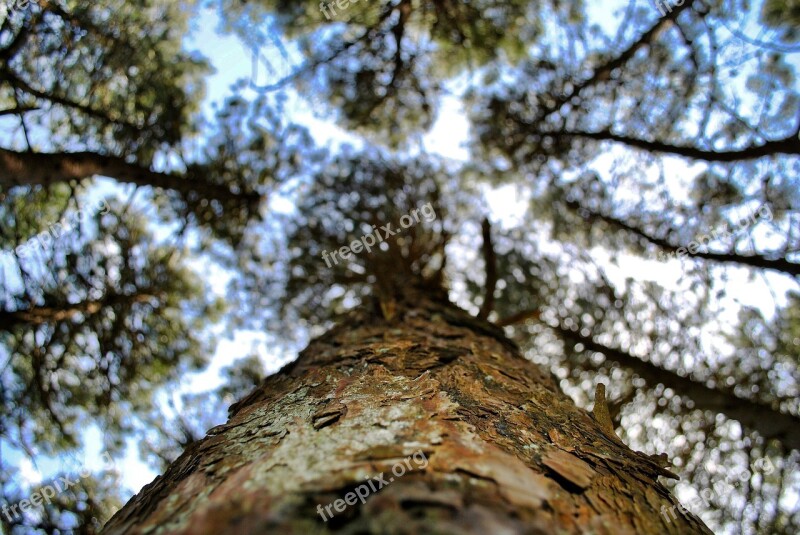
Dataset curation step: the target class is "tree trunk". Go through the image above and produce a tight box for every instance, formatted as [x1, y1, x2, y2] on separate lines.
[102, 287, 711, 534]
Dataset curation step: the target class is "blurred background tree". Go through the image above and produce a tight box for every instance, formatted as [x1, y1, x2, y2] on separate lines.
[1, 0, 798, 533]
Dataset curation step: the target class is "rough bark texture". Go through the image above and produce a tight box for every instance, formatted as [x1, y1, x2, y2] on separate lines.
[103, 288, 711, 534]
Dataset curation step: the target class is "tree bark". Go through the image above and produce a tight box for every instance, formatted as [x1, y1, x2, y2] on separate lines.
[102, 288, 711, 534]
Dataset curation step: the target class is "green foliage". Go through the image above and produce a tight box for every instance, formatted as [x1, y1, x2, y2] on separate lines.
[0, 196, 222, 455]
[761, 0, 800, 41]
[730, 293, 800, 410]
[143, 94, 316, 247]
[226, 147, 473, 338]
[216, 0, 556, 146]
[0, 0, 209, 159]
[1, 0, 800, 532]
[1, 464, 123, 534]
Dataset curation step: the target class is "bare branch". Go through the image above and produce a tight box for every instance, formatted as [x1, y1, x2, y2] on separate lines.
[0, 105, 39, 117]
[0, 148, 261, 206]
[556, 322, 800, 450]
[556, 129, 800, 162]
[536, 0, 697, 122]
[565, 200, 800, 277]
[477, 217, 497, 320]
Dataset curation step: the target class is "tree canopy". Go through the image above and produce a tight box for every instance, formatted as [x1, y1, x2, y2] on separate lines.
[1, 0, 798, 533]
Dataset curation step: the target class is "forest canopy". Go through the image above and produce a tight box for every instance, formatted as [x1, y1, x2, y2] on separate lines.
[0, 0, 798, 533]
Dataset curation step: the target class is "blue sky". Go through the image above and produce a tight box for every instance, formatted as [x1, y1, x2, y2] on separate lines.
[3, 1, 798, 529]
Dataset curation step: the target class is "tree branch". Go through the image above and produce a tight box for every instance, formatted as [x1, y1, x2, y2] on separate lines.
[477, 217, 497, 320]
[0, 148, 261, 205]
[537, 0, 697, 122]
[556, 129, 800, 162]
[566, 200, 800, 277]
[0, 292, 159, 331]
[498, 313, 800, 450]
[0, 105, 39, 117]
[0, 68, 145, 133]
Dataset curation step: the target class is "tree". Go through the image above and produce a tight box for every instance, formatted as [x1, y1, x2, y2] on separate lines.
[0, 196, 222, 451]
[0, 1, 311, 245]
[0, 192, 222, 531]
[98, 153, 712, 533]
[3, 0, 800, 533]
[2, 468, 122, 534]
[103, 260, 712, 534]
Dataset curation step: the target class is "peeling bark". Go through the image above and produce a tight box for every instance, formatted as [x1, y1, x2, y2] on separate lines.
[103, 289, 711, 534]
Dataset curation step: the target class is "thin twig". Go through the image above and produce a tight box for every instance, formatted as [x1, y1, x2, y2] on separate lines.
[478, 218, 497, 320]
